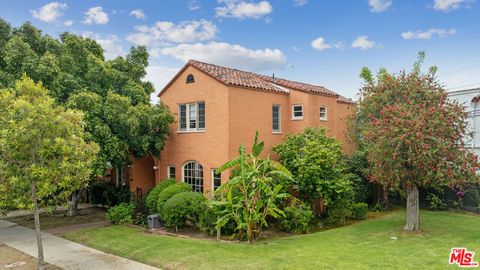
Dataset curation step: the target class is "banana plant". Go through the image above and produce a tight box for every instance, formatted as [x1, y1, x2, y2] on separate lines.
[215, 132, 292, 242]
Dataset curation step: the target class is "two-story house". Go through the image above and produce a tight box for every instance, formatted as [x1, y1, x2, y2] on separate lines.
[448, 87, 480, 156]
[127, 60, 355, 195]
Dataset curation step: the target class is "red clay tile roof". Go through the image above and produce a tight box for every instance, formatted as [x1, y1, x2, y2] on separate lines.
[259, 75, 339, 97]
[337, 95, 356, 104]
[189, 60, 289, 94]
[160, 60, 354, 103]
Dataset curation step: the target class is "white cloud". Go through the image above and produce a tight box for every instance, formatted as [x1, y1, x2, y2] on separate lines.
[294, 0, 308, 6]
[351, 36, 376, 49]
[188, 0, 201, 10]
[368, 0, 392, 12]
[433, 0, 469, 11]
[145, 66, 180, 104]
[130, 9, 146, 20]
[63, 20, 73, 26]
[401, 28, 456, 40]
[156, 42, 286, 72]
[311, 37, 332, 51]
[311, 37, 344, 51]
[31, 2, 67, 22]
[215, 0, 273, 19]
[82, 32, 125, 60]
[127, 20, 217, 46]
[83, 6, 109, 25]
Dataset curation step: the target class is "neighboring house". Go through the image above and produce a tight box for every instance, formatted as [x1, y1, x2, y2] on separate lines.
[128, 60, 356, 195]
[448, 87, 480, 157]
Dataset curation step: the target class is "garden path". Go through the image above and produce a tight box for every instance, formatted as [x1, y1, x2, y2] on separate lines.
[0, 219, 160, 270]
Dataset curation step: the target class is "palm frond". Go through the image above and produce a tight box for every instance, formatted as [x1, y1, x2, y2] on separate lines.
[269, 160, 293, 176]
[217, 156, 242, 173]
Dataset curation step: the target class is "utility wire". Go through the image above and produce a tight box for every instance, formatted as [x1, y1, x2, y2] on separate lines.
[448, 82, 480, 91]
[439, 63, 480, 77]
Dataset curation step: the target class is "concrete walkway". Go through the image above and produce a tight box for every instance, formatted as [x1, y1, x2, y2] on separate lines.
[0, 220, 159, 270]
[5, 203, 100, 218]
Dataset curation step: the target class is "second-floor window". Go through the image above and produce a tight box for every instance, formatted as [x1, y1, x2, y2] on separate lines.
[292, 104, 303, 120]
[179, 102, 205, 131]
[272, 105, 281, 133]
[320, 106, 328, 120]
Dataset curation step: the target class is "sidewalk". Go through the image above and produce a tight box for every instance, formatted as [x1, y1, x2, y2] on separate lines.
[0, 220, 159, 270]
[5, 203, 100, 218]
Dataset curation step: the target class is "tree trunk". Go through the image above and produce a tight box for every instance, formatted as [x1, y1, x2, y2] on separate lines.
[404, 185, 420, 231]
[32, 183, 45, 270]
[383, 185, 389, 210]
[68, 191, 79, 217]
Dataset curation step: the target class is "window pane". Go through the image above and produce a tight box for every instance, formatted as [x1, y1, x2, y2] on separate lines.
[293, 105, 303, 117]
[272, 105, 280, 131]
[320, 107, 327, 119]
[212, 169, 221, 191]
[189, 104, 197, 129]
[198, 102, 205, 129]
[168, 166, 176, 179]
[179, 105, 187, 130]
[184, 161, 203, 193]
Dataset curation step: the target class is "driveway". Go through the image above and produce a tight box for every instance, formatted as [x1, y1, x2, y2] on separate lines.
[0, 220, 159, 270]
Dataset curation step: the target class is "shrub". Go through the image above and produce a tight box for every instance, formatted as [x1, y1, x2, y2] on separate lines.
[273, 128, 352, 205]
[102, 186, 131, 207]
[371, 201, 385, 212]
[199, 202, 236, 236]
[346, 151, 372, 204]
[351, 202, 368, 220]
[157, 183, 191, 214]
[279, 202, 313, 234]
[88, 181, 131, 207]
[88, 181, 112, 205]
[326, 198, 351, 225]
[427, 193, 447, 211]
[145, 179, 176, 213]
[162, 191, 206, 231]
[106, 203, 135, 224]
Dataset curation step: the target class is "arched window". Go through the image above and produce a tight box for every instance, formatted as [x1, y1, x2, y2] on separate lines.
[186, 74, 195, 83]
[183, 161, 203, 192]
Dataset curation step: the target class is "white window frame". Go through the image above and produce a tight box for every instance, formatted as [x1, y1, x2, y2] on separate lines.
[211, 169, 221, 191]
[182, 161, 204, 193]
[272, 105, 281, 133]
[292, 104, 303, 120]
[167, 166, 176, 179]
[178, 102, 205, 132]
[320, 106, 328, 121]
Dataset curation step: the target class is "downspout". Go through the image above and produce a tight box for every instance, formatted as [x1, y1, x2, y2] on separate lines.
[473, 100, 477, 152]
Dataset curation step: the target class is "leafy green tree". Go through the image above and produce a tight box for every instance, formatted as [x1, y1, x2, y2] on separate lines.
[273, 128, 354, 218]
[215, 132, 292, 242]
[354, 53, 480, 231]
[0, 19, 174, 214]
[0, 77, 98, 269]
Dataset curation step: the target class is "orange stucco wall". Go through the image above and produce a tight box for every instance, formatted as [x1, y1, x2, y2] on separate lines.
[154, 65, 355, 194]
[129, 155, 156, 194]
[228, 86, 289, 160]
[156, 66, 230, 194]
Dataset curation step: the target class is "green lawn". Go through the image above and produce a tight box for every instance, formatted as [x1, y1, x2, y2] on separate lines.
[64, 210, 480, 270]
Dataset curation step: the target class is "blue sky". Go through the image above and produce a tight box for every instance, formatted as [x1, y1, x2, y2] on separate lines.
[0, 0, 479, 102]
